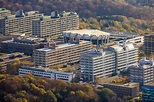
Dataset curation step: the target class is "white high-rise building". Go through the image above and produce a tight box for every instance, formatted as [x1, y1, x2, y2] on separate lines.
[80, 49, 116, 81]
[107, 42, 138, 72]
[80, 42, 138, 81]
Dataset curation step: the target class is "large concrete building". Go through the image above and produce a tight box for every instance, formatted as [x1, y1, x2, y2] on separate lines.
[0, 36, 47, 56]
[144, 34, 154, 55]
[63, 29, 110, 45]
[80, 43, 138, 81]
[107, 43, 138, 72]
[103, 82, 140, 98]
[32, 11, 79, 37]
[0, 8, 11, 18]
[80, 49, 116, 81]
[142, 82, 154, 102]
[34, 40, 92, 68]
[128, 57, 154, 86]
[19, 66, 75, 82]
[0, 9, 43, 35]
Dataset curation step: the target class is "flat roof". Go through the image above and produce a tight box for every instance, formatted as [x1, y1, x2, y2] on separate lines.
[103, 82, 139, 88]
[20, 66, 74, 74]
[81, 50, 113, 58]
[63, 29, 110, 36]
[144, 82, 154, 87]
[36, 40, 90, 52]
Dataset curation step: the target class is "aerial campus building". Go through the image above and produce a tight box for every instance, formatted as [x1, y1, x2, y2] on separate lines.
[103, 82, 139, 98]
[80, 49, 116, 81]
[0, 8, 11, 18]
[107, 43, 138, 72]
[0, 9, 43, 35]
[19, 66, 75, 82]
[144, 34, 154, 55]
[32, 11, 79, 37]
[34, 40, 92, 68]
[63, 29, 110, 45]
[128, 57, 154, 86]
[0, 36, 47, 56]
[80, 42, 138, 81]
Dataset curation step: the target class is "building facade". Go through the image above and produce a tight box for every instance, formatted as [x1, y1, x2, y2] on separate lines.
[0, 8, 11, 18]
[19, 66, 75, 82]
[0, 9, 42, 35]
[32, 11, 79, 37]
[142, 82, 154, 102]
[103, 82, 139, 98]
[63, 29, 110, 45]
[80, 49, 116, 81]
[34, 40, 92, 68]
[144, 34, 154, 55]
[107, 43, 138, 72]
[128, 57, 154, 86]
[0, 37, 46, 56]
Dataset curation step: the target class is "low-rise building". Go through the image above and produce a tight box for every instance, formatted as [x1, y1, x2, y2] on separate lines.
[0, 52, 31, 71]
[63, 29, 110, 45]
[19, 66, 75, 82]
[128, 57, 154, 86]
[142, 82, 154, 102]
[103, 82, 140, 98]
[0, 36, 47, 56]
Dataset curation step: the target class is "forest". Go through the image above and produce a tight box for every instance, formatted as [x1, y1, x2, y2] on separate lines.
[0, 0, 153, 34]
[0, 74, 139, 102]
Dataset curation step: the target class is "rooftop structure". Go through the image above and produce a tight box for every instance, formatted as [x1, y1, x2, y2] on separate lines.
[128, 57, 154, 86]
[63, 29, 110, 45]
[0, 8, 11, 18]
[0, 9, 43, 35]
[103, 82, 140, 98]
[34, 40, 92, 67]
[32, 11, 79, 37]
[19, 66, 75, 82]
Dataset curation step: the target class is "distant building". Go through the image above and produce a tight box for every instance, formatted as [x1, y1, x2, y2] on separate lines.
[144, 34, 154, 55]
[32, 11, 79, 37]
[0, 9, 43, 35]
[0, 36, 47, 56]
[0, 53, 31, 71]
[0, 8, 11, 18]
[34, 40, 92, 68]
[109, 31, 144, 43]
[128, 57, 154, 86]
[103, 82, 140, 98]
[19, 66, 75, 82]
[107, 42, 138, 72]
[142, 82, 154, 102]
[63, 29, 110, 45]
[80, 49, 116, 81]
